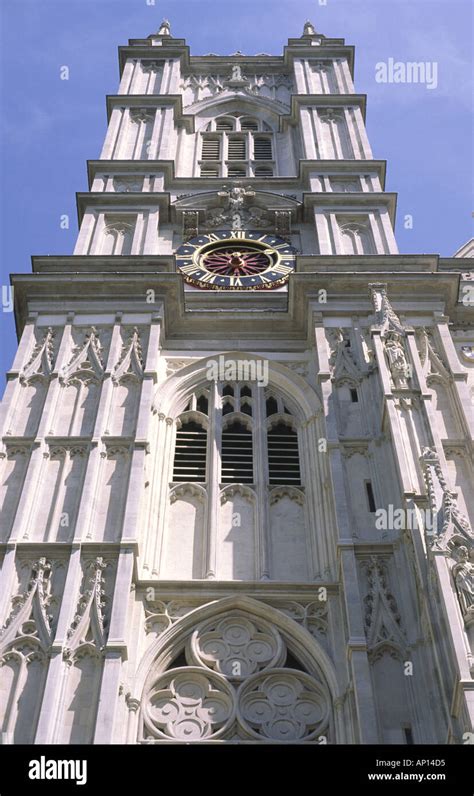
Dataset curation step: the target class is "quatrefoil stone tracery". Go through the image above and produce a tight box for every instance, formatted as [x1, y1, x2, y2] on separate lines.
[144, 668, 235, 741]
[238, 670, 330, 741]
[188, 615, 285, 679]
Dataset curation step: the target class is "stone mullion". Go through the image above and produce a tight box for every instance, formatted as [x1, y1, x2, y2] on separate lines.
[150, 414, 175, 575]
[204, 381, 221, 579]
[253, 385, 270, 580]
[300, 418, 324, 579]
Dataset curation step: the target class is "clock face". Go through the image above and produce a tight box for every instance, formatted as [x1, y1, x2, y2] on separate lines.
[175, 230, 296, 290]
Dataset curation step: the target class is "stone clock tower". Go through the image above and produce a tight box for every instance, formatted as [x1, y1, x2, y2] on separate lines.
[0, 19, 473, 746]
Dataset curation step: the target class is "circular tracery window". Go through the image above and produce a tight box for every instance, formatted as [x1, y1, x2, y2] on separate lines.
[141, 612, 331, 743]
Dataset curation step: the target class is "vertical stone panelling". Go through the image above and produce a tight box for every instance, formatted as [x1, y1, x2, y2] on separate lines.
[163, 488, 206, 579]
[10, 382, 48, 437]
[217, 489, 256, 580]
[109, 382, 140, 436]
[0, 448, 30, 542]
[371, 654, 412, 743]
[269, 492, 308, 581]
[61, 654, 103, 744]
[92, 447, 130, 542]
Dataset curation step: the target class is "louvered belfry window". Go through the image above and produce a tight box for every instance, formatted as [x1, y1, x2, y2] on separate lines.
[228, 137, 246, 160]
[173, 421, 207, 483]
[201, 137, 221, 160]
[254, 137, 272, 160]
[199, 114, 276, 178]
[221, 421, 254, 483]
[172, 384, 302, 488]
[267, 423, 301, 485]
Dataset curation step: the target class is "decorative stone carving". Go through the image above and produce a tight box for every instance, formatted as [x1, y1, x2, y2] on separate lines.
[303, 21, 317, 36]
[277, 360, 309, 378]
[112, 327, 144, 384]
[182, 210, 199, 241]
[60, 327, 104, 385]
[20, 328, 55, 384]
[180, 73, 293, 106]
[319, 109, 345, 125]
[220, 484, 256, 504]
[104, 220, 134, 238]
[369, 284, 412, 388]
[328, 329, 364, 384]
[188, 615, 284, 679]
[369, 283, 405, 338]
[460, 345, 474, 363]
[113, 177, 143, 193]
[416, 328, 451, 383]
[170, 483, 207, 504]
[275, 210, 291, 239]
[64, 557, 107, 659]
[0, 558, 54, 651]
[384, 332, 411, 388]
[226, 64, 248, 87]
[331, 179, 360, 193]
[451, 546, 474, 624]
[261, 600, 328, 638]
[143, 668, 235, 740]
[157, 19, 171, 37]
[269, 486, 305, 506]
[144, 599, 202, 635]
[141, 61, 162, 74]
[129, 108, 155, 125]
[420, 447, 474, 551]
[362, 557, 406, 657]
[239, 670, 330, 741]
[165, 358, 194, 376]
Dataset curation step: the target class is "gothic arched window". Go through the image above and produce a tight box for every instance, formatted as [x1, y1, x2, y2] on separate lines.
[172, 382, 301, 488]
[200, 114, 275, 178]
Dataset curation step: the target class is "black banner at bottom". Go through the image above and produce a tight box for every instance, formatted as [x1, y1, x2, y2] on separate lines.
[0, 743, 472, 794]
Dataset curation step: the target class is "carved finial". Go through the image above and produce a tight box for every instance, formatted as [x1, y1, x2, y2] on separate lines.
[158, 19, 171, 37]
[303, 21, 317, 37]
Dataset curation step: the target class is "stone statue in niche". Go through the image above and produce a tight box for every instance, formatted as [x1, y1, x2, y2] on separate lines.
[384, 332, 411, 388]
[452, 546, 474, 619]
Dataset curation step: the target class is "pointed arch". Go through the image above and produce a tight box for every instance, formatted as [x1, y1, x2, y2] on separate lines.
[154, 352, 322, 424]
[132, 595, 339, 703]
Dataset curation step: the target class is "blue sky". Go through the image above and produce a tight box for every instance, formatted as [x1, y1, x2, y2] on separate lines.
[0, 0, 472, 381]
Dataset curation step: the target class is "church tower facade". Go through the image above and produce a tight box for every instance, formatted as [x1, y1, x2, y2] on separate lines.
[0, 19, 473, 745]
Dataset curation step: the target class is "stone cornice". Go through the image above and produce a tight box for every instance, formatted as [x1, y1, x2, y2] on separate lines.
[11, 267, 462, 345]
[117, 39, 355, 79]
[86, 159, 388, 192]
